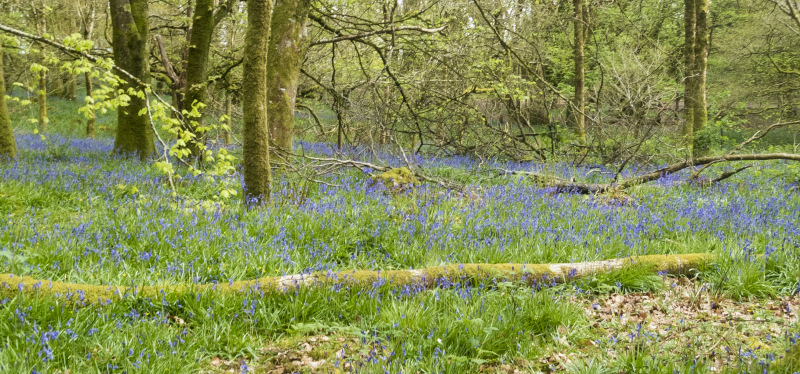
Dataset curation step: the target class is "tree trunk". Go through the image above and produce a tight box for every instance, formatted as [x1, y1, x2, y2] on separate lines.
[224, 89, 232, 145]
[182, 0, 217, 157]
[0, 42, 17, 159]
[153, 33, 186, 116]
[109, 0, 154, 159]
[683, 0, 696, 151]
[242, 0, 273, 205]
[38, 70, 47, 132]
[692, 0, 710, 155]
[82, 5, 96, 139]
[63, 73, 77, 100]
[572, 0, 586, 144]
[85, 71, 95, 138]
[182, 0, 233, 158]
[336, 103, 345, 149]
[267, 0, 311, 155]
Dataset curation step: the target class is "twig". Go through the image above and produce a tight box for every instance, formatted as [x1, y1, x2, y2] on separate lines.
[144, 92, 176, 196]
[310, 25, 446, 46]
[710, 166, 752, 184]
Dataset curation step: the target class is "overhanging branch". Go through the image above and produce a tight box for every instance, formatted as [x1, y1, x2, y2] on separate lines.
[310, 25, 446, 46]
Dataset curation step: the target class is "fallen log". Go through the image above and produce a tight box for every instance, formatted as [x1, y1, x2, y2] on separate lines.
[0, 253, 711, 306]
[503, 152, 800, 194]
[504, 120, 800, 194]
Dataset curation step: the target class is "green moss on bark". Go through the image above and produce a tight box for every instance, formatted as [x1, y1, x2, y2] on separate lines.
[267, 0, 311, 156]
[691, 0, 710, 156]
[85, 71, 95, 138]
[0, 42, 16, 159]
[37, 70, 47, 133]
[182, 0, 225, 157]
[110, 0, 154, 159]
[242, 0, 274, 204]
[0, 254, 712, 307]
[683, 0, 696, 151]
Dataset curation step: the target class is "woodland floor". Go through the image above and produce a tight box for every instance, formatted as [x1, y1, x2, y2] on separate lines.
[0, 98, 799, 373]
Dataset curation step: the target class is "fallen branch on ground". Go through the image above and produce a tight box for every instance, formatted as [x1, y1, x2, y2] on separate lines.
[501, 120, 800, 194]
[0, 253, 711, 306]
[503, 152, 800, 194]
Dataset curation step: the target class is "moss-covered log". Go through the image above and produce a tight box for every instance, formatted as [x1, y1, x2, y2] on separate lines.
[0, 254, 711, 306]
[267, 0, 310, 155]
[0, 42, 16, 159]
[109, 0, 154, 159]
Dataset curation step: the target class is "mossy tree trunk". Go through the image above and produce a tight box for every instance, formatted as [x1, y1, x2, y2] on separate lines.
[683, 0, 696, 151]
[59, 72, 77, 101]
[242, 0, 273, 205]
[224, 89, 232, 145]
[182, 0, 233, 158]
[0, 43, 17, 159]
[572, 0, 586, 144]
[37, 69, 47, 132]
[85, 71, 95, 138]
[691, 0, 710, 155]
[32, 3, 48, 133]
[183, 0, 213, 114]
[109, 0, 154, 159]
[67, 74, 77, 100]
[83, 7, 96, 138]
[267, 0, 311, 156]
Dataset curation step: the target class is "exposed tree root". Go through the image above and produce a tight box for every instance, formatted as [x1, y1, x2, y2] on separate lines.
[0, 253, 711, 306]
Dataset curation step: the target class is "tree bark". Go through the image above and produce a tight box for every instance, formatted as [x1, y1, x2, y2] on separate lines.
[572, 0, 586, 144]
[153, 34, 187, 116]
[85, 70, 95, 138]
[182, 0, 233, 158]
[182, 0, 214, 114]
[267, 0, 310, 156]
[242, 0, 273, 204]
[683, 0, 696, 151]
[109, 0, 153, 159]
[81, 5, 96, 138]
[0, 42, 17, 159]
[62, 73, 78, 100]
[182, 0, 215, 157]
[83, 5, 96, 138]
[692, 0, 710, 155]
[37, 70, 48, 132]
[224, 89, 232, 145]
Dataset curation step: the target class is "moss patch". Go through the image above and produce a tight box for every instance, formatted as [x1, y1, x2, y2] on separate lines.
[372, 167, 421, 191]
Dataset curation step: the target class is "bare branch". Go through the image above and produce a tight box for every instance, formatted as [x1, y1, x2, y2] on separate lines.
[310, 25, 446, 46]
